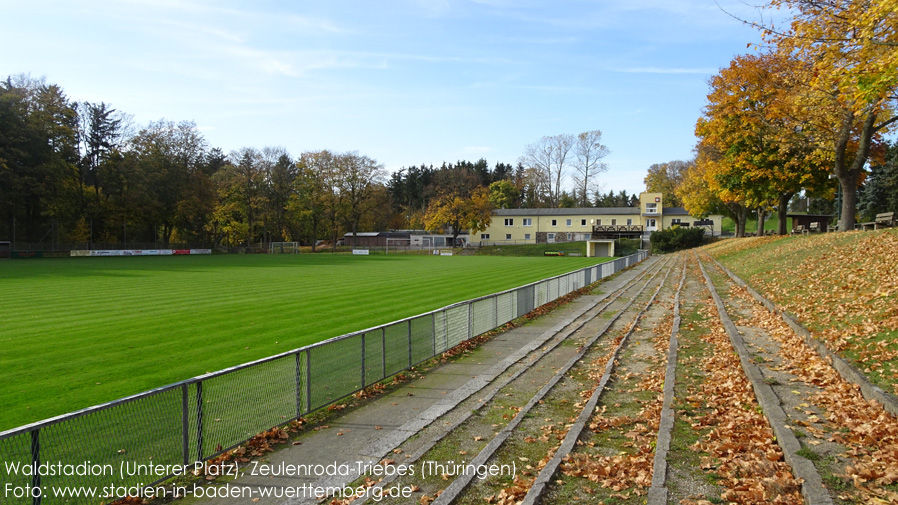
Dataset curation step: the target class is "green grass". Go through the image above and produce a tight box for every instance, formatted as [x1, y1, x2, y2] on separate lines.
[721, 211, 793, 234]
[0, 253, 611, 430]
[474, 241, 589, 256]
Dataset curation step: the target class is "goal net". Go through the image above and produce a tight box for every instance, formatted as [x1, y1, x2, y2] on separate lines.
[385, 237, 411, 254]
[269, 242, 300, 254]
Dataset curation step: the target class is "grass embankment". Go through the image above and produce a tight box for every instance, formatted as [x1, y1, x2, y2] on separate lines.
[475, 241, 590, 256]
[476, 240, 642, 257]
[703, 228, 898, 395]
[0, 253, 610, 430]
[721, 211, 795, 234]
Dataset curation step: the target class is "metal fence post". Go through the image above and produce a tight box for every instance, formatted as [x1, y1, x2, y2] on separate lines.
[295, 352, 303, 417]
[195, 382, 204, 461]
[381, 328, 386, 379]
[512, 287, 517, 319]
[361, 333, 366, 387]
[181, 384, 189, 466]
[468, 302, 473, 341]
[305, 349, 312, 415]
[431, 313, 436, 355]
[408, 319, 413, 367]
[30, 429, 40, 505]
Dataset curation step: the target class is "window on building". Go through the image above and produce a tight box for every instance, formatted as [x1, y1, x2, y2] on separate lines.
[481, 233, 490, 239]
[547, 233, 556, 243]
[672, 218, 681, 225]
[522, 218, 532, 226]
[596, 219, 602, 225]
[505, 234, 512, 240]
[611, 219, 617, 225]
[566, 219, 572, 226]
[626, 219, 632, 225]
[524, 233, 531, 240]
[646, 203, 658, 213]
[504, 218, 513, 226]
[581, 219, 587, 226]
[551, 219, 557, 226]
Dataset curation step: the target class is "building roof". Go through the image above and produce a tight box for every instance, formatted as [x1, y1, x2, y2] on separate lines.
[342, 231, 410, 238]
[492, 207, 697, 216]
[493, 207, 638, 216]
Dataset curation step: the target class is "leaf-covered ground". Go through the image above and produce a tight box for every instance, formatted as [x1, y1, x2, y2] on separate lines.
[704, 229, 898, 395]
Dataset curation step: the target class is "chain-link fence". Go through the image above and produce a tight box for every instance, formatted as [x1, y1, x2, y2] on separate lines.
[0, 252, 647, 504]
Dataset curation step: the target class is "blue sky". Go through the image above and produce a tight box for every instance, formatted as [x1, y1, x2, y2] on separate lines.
[2, 0, 767, 195]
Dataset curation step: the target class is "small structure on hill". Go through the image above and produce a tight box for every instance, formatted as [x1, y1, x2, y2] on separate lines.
[586, 240, 615, 257]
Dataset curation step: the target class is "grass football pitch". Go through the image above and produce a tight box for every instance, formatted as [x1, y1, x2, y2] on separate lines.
[0, 253, 610, 430]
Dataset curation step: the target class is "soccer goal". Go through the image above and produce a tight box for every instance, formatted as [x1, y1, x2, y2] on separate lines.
[385, 237, 411, 255]
[269, 242, 300, 254]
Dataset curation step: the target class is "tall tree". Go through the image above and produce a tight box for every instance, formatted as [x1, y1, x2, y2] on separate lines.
[339, 151, 387, 240]
[572, 130, 610, 207]
[293, 150, 336, 251]
[0, 75, 78, 244]
[520, 134, 575, 207]
[424, 186, 493, 246]
[677, 147, 750, 237]
[129, 119, 208, 246]
[260, 147, 296, 242]
[759, 0, 898, 230]
[488, 179, 519, 209]
[859, 139, 898, 220]
[77, 102, 130, 205]
[644, 160, 691, 208]
[695, 52, 832, 235]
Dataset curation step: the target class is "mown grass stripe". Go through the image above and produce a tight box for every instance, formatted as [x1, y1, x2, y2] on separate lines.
[0, 254, 608, 430]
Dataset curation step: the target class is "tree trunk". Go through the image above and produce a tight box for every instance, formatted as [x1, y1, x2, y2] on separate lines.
[162, 223, 173, 248]
[757, 208, 766, 236]
[732, 204, 748, 238]
[835, 109, 877, 231]
[310, 215, 319, 253]
[839, 173, 859, 231]
[777, 192, 794, 235]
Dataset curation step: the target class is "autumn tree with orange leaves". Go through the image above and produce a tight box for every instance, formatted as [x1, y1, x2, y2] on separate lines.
[693, 52, 832, 235]
[679, 143, 752, 237]
[756, 0, 898, 230]
[424, 186, 493, 247]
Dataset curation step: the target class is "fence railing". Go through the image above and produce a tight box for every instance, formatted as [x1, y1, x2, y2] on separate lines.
[0, 251, 648, 504]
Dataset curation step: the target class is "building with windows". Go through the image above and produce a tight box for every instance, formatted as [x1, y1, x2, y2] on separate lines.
[471, 192, 722, 246]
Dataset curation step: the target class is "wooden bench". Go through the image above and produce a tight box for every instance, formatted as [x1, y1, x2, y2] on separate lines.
[808, 222, 821, 233]
[860, 212, 896, 231]
[791, 225, 805, 235]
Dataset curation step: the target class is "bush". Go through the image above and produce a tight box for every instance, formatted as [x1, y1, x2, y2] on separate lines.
[650, 227, 706, 254]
